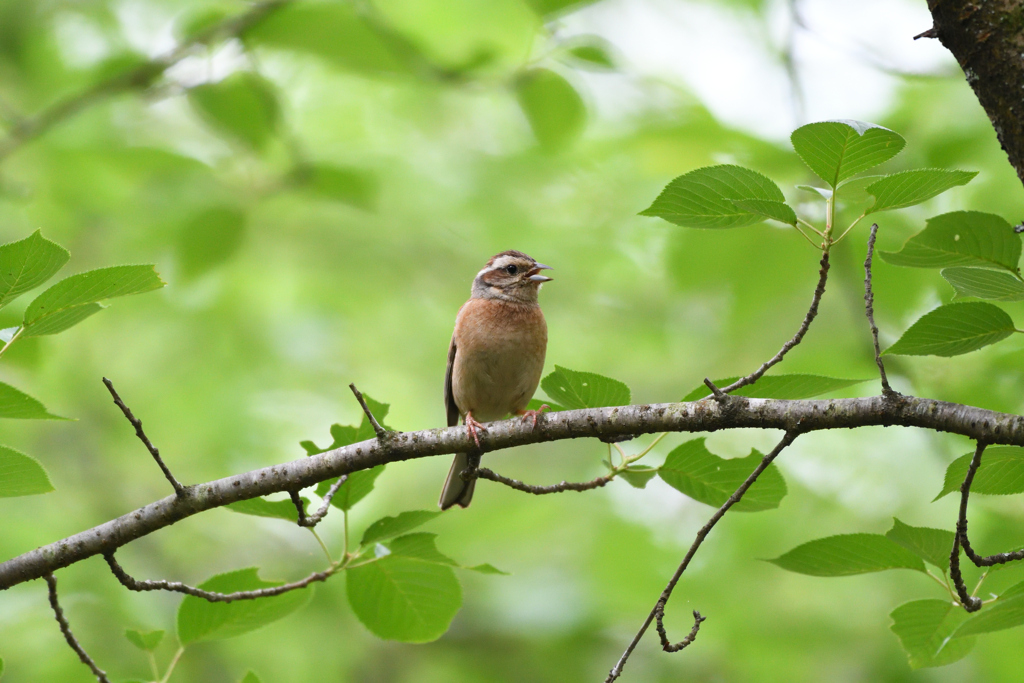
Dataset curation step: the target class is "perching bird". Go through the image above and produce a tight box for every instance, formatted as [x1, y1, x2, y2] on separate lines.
[439, 250, 552, 510]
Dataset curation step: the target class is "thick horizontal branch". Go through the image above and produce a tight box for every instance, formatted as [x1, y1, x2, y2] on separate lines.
[3, 394, 1024, 590]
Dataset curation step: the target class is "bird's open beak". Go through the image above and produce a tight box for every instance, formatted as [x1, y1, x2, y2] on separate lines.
[528, 263, 553, 282]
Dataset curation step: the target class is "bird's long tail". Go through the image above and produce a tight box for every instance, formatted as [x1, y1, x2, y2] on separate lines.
[439, 452, 477, 510]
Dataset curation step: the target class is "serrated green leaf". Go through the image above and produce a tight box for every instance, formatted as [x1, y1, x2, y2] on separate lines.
[316, 466, 385, 511]
[0, 445, 54, 497]
[943, 267, 1024, 301]
[540, 366, 630, 410]
[292, 164, 378, 210]
[641, 165, 787, 229]
[240, 672, 263, 683]
[0, 382, 67, 420]
[885, 518, 955, 569]
[619, 465, 658, 489]
[879, 212, 1020, 271]
[177, 568, 312, 645]
[730, 199, 797, 226]
[884, 302, 1016, 357]
[935, 446, 1024, 500]
[796, 185, 832, 200]
[346, 553, 461, 642]
[791, 120, 905, 188]
[768, 534, 926, 576]
[177, 206, 247, 280]
[658, 438, 786, 512]
[865, 169, 977, 215]
[188, 72, 279, 151]
[682, 374, 868, 402]
[951, 594, 1024, 638]
[0, 230, 69, 310]
[226, 496, 306, 523]
[514, 68, 586, 151]
[890, 600, 975, 668]
[385, 533, 457, 565]
[124, 629, 164, 652]
[361, 511, 441, 546]
[22, 265, 165, 337]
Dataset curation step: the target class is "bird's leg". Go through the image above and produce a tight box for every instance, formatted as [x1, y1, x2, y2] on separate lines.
[464, 412, 487, 448]
[516, 404, 549, 429]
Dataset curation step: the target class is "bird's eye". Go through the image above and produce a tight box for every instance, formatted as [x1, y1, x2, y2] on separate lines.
[505, 264, 518, 275]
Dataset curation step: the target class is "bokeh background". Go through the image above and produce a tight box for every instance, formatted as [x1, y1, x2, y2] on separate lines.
[2, 0, 1023, 680]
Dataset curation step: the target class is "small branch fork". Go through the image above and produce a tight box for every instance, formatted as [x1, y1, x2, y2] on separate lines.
[350, 383, 388, 439]
[102, 378, 185, 496]
[604, 430, 800, 682]
[474, 467, 614, 494]
[289, 475, 348, 527]
[863, 224, 897, 397]
[716, 252, 830, 396]
[104, 553, 334, 603]
[45, 573, 111, 683]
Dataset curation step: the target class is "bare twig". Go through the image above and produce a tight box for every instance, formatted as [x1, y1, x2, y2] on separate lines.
[349, 383, 388, 439]
[104, 553, 333, 602]
[955, 443, 1024, 569]
[914, 27, 938, 40]
[950, 442, 985, 611]
[45, 574, 111, 683]
[605, 431, 799, 682]
[720, 252, 829, 394]
[702, 377, 727, 401]
[475, 467, 614, 494]
[102, 378, 185, 495]
[655, 606, 706, 652]
[863, 224, 897, 396]
[289, 475, 348, 527]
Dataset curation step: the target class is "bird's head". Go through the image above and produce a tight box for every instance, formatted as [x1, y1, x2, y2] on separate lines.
[471, 250, 552, 303]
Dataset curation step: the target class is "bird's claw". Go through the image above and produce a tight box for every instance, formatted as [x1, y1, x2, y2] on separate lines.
[517, 404, 549, 430]
[465, 413, 486, 448]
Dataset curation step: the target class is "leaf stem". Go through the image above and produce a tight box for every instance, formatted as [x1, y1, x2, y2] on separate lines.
[831, 212, 867, 245]
[925, 568, 958, 601]
[147, 652, 159, 682]
[0, 325, 23, 360]
[797, 217, 824, 236]
[159, 647, 184, 683]
[309, 528, 333, 566]
[343, 509, 350, 560]
[792, 223, 824, 249]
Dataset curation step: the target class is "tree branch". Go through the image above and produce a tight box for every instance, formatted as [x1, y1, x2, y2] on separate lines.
[290, 475, 348, 528]
[863, 224, 896, 397]
[349, 383, 388, 439]
[475, 467, 614, 494]
[45, 574, 111, 683]
[4, 394, 1024, 590]
[955, 443, 1024, 569]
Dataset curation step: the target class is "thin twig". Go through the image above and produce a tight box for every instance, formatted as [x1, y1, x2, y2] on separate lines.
[45, 574, 111, 683]
[289, 475, 348, 527]
[702, 377, 727, 402]
[950, 442, 985, 611]
[475, 467, 614, 494]
[863, 224, 896, 396]
[104, 553, 334, 602]
[914, 27, 938, 40]
[720, 252, 830, 395]
[102, 378, 185, 495]
[956, 442, 1024, 568]
[349, 383, 388, 439]
[655, 606, 706, 652]
[605, 431, 799, 682]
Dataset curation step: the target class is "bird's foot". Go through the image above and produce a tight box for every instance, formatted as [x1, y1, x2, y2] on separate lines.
[465, 413, 487, 448]
[516, 405, 549, 430]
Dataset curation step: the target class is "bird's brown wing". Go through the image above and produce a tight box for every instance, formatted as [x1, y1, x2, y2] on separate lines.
[444, 334, 460, 427]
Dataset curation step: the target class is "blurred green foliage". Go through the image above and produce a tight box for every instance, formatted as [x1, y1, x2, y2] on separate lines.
[2, 0, 1024, 681]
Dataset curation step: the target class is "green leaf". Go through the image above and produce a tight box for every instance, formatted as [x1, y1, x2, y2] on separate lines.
[226, 496, 306, 523]
[879, 211, 1020, 271]
[526, 397, 563, 412]
[883, 302, 1016, 357]
[124, 629, 164, 652]
[658, 438, 786, 512]
[188, 72, 279, 151]
[0, 656, 4, 679]
[384, 533, 458, 565]
[292, 164, 379, 210]
[0, 445, 54, 497]
[316, 466, 385, 511]
[22, 265, 165, 338]
[524, 0, 600, 17]
[790, 120, 905, 188]
[951, 594, 1024, 638]
[0, 382, 67, 420]
[640, 165, 787, 229]
[730, 199, 797, 226]
[0, 230, 69, 310]
[465, 563, 508, 575]
[865, 169, 977, 215]
[682, 374, 868, 402]
[176, 206, 247, 280]
[890, 600, 975, 669]
[619, 465, 658, 489]
[565, 42, 614, 70]
[796, 185, 832, 200]
[176, 568, 312, 645]
[884, 518, 956, 569]
[240, 672, 263, 683]
[935, 446, 1024, 500]
[243, 3, 407, 76]
[943, 267, 1024, 301]
[768, 534, 926, 576]
[301, 394, 391, 456]
[347, 553, 461, 642]
[361, 511, 441, 547]
[176, 8, 229, 43]
[514, 68, 586, 151]
[540, 366, 630, 410]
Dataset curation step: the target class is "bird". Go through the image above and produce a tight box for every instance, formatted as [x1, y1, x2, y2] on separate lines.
[439, 250, 552, 510]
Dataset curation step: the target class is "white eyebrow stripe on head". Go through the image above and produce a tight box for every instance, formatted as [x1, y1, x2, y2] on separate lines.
[476, 255, 516, 279]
